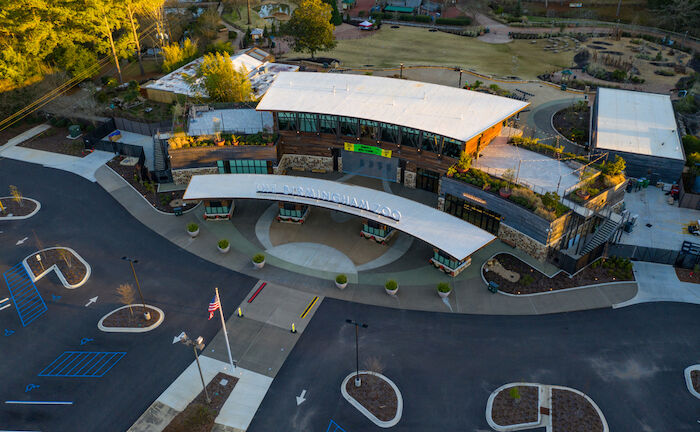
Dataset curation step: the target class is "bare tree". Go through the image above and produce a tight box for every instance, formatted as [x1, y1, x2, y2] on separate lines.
[117, 283, 136, 319]
[363, 356, 384, 374]
[57, 247, 74, 268]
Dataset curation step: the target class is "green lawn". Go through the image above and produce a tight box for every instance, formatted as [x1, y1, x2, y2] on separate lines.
[324, 27, 575, 79]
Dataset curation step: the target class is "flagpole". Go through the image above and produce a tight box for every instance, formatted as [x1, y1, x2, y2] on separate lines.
[216, 287, 235, 371]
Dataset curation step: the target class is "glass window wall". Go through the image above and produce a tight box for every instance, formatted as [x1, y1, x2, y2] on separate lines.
[319, 115, 337, 134]
[339, 116, 358, 137]
[421, 132, 442, 153]
[360, 119, 379, 139]
[277, 112, 297, 130]
[442, 137, 463, 158]
[380, 123, 400, 144]
[401, 127, 420, 147]
[298, 113, 318, 133]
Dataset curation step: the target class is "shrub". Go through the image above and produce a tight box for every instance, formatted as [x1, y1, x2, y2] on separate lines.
[509, 386, 521, 400]
[611, 69, 627, 81]
[437, 282, 451, 293]
[218, 239, 229, 249]
[683, 135, 700, 154]
[187, 223, 198, 232]
[358, 10, 366, 16]
[654, 69, 675, 76]
[520, 274, 534, 286]
[511, 188, 543, 210]
[385, 279, 398, 290]
[675, 95, 699, 114]
[253, 253, 265, 263]
[534, 207, 556, 221]
[336, 274, 347, 284]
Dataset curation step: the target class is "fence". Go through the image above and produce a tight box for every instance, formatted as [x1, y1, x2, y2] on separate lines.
[608, 244, 680, 266]
[114, 117, 171, 136]
[83, 117, 146, 167]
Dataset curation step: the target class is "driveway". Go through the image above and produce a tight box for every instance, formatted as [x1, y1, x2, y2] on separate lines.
[615, 261, 700, 307]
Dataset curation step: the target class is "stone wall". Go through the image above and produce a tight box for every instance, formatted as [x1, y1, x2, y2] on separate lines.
[498, 223, 549, 262]
[437, 196, 445, 211]
[172, 167, 218, 185]
[275, 154, 335, 175]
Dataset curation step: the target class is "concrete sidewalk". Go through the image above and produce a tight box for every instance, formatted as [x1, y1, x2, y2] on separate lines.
[2, 145, 114, 181]
[615, 261, 700, 307]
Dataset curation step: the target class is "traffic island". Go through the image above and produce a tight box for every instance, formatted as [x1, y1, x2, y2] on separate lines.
[684, 365, 700, 399]
[98, 304, 165, 333]
[341, 371, 402, 428]
[488, 384, 540, 430]
[483, 253, 634, 295]
[0, 196, 40, 220]
[23, 247, 91, 288]
[551, 388, 604, 432]
[162, 372, 237, 432]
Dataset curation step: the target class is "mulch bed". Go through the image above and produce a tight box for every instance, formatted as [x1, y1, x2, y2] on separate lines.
[163, 372, 238, 432]
[102, 306, 161, 328]
[674, 267, 700, 284]
[483, 253, 634, 295]
[26, 248, 87, 285]
[345, 373, 398, 422]
[491, 385, 539, 426]
[552, 107, 590, 146]
[692, 370, 700, 393]
[18, 126, 90, 157]
[551, 388, 603, 432]
[0, 122, 40, 146]
[0, 198, 37, 217]
[107, 156, 186, 213]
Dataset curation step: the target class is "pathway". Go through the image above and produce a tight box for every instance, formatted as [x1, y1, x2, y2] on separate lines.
[1, 146, 115, 182]
[614, 261, 700, 307]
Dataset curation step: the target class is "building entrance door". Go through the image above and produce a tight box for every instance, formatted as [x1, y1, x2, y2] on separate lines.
[341, 150, 397, 182]
[416, 168, 440, 193]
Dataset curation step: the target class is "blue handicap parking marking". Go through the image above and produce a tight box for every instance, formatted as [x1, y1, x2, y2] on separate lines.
[38, 351, 127, 378]
[4, 329, 15, 336]
[3, 263, 47, 326]
[326, 420, 348, 432]
[25, 384, 40, 393]
[52, 295, 61, 302]
[80, 337, 94, 346]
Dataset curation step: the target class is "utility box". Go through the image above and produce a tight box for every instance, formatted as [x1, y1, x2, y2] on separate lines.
[68, 124, 81, 138]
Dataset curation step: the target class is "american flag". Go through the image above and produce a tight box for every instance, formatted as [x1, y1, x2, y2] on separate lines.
[208, 294, 220, 320]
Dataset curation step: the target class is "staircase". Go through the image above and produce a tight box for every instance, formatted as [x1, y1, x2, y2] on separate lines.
[153, 136, 167, 171]
[580, 217, 620, 255]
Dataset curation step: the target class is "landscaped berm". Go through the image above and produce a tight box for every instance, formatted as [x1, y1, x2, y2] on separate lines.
[101, 305, 161, 329]
[483, 254, 634, 294]
[26, 247, 88, 287]
[345, 373, 398, 422]
[490, 385, 539, 427]
[0, 196, 37, 218]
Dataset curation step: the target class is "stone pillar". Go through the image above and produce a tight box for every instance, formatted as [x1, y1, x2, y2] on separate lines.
[404, 171, 416, 189]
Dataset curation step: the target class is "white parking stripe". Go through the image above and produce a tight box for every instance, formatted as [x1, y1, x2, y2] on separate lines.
[0, 304, 12, 311]
[0, 297, 8, 303]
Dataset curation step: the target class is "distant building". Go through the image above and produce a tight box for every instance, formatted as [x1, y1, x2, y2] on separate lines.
[590, 88, 685, 183]
[143, 48, 298, 103]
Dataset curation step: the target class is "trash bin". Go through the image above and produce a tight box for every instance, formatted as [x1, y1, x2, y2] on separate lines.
[560, 83, 568, 91]
[68, 124, 81, 138]
[174, 207, 183, 216]
[488, 281, 499, 293]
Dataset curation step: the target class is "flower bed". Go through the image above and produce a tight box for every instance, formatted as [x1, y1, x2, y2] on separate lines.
[674, 267, 700, 284]
[162, 372, 237, 432]
[552, 103, 590, 146]
[168, 132, 278, 150]
[552, 388, 604, 432]
[483, 253, 634, 294]
[26, 248, 88, 287]
[344, 372, 398, 423]
[101, 305, 161, 329]
[491, 385, 539, 427]
[0, 197, 37, 217]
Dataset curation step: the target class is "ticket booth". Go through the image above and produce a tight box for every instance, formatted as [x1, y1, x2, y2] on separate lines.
[431, 248, 471, 277]
[277, 202, 310, 224]
[360, 218, 396, 245]
[203, 199, 234, 220]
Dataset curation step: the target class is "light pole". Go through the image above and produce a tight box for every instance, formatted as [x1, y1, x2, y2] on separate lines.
[400, 63, 404, 79]
[345, 319, 368, 387]
[179, 332, 210, 404]
[121, 256, 149, 319]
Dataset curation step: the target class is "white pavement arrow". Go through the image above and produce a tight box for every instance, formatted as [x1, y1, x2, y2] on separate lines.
[172, 332, 186, 344]
[84, 296, 98, 307]
[16, 237, 28, 245]
[296, 389, 307, 406]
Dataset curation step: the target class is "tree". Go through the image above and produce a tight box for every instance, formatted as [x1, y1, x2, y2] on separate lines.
[162, 38, 198, 72]
[287, 0, 337, 58]
[117, 283, 136, 319]
[82, 0, 131, 83]
[322, 0, 343, 25]
[652, 0, 700, 34]
[194, 52, 253, 102]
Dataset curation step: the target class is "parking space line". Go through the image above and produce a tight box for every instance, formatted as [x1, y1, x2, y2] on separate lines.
[39, 352, 126, 378]
[3, 264, 47, 326]
[300, 296, 319, 319]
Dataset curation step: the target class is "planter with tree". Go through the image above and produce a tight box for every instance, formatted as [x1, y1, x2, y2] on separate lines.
[437, 282, 452, 298]
[336, 274, 348, 289]
[499, 169, 515, 199]
[252, 253, 266, 269]
[187, 223, 199, 237]
[217, 239, 230, 254]
[455, 151, 472, 174]
[385, 279, 398, 296]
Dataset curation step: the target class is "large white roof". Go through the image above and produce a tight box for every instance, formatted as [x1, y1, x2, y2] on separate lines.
[595, 88, 683, 161]
[184, 174, 495, 260]
[256, 72, 529, 142]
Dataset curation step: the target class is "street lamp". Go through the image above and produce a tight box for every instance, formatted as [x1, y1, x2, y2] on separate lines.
[179, 332, 211, 404]
[345, 319, 368, 387]
[121, 256, 149, 319]
[400, 63, 404, 79]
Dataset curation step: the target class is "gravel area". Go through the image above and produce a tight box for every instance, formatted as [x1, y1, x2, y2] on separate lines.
[491, 385, 539, 426]
[26, 248, 87, 285]
[18, 126, 89, 157]
[102, 306, 161, 328]
[163, 372, 237, 432]
[345, 373, 398, 422]
[0, 197, 37, 217]
[692, 370, 700, 393]
[551, 388, 603, 432]
[483, 253, 634, 295]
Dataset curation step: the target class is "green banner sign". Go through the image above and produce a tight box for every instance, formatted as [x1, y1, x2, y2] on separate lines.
[344, 142, 392, 158]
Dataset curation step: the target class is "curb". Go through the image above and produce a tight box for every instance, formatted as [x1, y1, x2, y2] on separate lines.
[485, 382, 542, 431]
[98, 304, 165, 333]
[0, 197, 41, 220]
[341, 371, 403, 428]
[684, 365, 700, 400]
[22, 247, 91, 289]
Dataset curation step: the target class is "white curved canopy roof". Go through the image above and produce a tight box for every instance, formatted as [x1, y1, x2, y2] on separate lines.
[184, 174, 495, 260]
[256, 72, 529, 142]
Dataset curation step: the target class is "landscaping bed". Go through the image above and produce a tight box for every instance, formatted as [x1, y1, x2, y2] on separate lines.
[692, 370, 700, 393]
[491, 385, 538, 426]
[483, 254, 634, 294]
[163, 372, 237, 432]
[101, 306, 161, 329]
[0, 197, 37, 217]
[674, 267, 700, 284]
[107, 156, 186, 213]
[27, 248, 87, 285]
[345, 373, 398, 422]
[551, 388, 604, 432]
[18, 126, 89, 157]
[552, 102, 590, 146]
